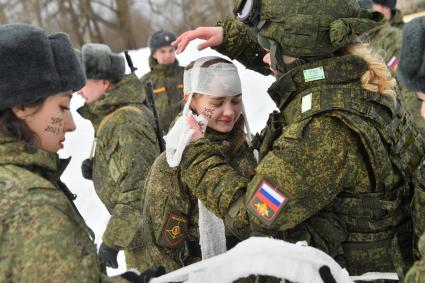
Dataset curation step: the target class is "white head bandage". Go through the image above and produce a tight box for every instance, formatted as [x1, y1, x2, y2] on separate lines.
[165, 56, 252, 167]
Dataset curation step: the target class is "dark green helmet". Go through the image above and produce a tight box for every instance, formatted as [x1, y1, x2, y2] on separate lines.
[234, 0, 383, 58]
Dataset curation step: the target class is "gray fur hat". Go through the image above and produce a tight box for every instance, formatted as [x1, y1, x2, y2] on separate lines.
[397, 16, 425, 92]
[0, 24, 86, 111]
[78, 43, 125, 83]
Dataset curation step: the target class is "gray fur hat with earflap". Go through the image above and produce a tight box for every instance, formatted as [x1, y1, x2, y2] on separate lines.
[397, 16, 425, 93]
[78, 43, 125, 83]
[0, 23, 86, 111]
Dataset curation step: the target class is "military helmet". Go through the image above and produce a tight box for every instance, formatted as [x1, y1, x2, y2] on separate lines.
[148, 30, 177, 54]
[234, 0, 383, 58]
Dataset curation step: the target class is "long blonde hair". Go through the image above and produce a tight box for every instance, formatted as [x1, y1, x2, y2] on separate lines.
[344, 43, 397, 98]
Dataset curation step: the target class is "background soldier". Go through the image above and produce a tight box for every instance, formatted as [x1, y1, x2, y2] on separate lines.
[360, 0, 425, 132]
[77, 44, 161, 270]
[140, 30, 185, 132]
[396, 16, 425, 283]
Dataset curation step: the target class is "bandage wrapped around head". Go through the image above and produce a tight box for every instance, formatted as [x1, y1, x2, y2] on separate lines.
[165, 56, 252, 167]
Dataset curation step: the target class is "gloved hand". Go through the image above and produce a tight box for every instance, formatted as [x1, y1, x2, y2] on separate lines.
[98, 242, 119, 269]
[319, 265, 337, 283]
[81, 158, 93, 180]
[120, 266, 166, 283]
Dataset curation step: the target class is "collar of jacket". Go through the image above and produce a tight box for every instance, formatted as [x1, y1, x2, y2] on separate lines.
[268, 54, 369, 110]
[149, 55, 181, 76]
[77, 73, 145, 131]
[0, 132, 70, 183]
[390, 9, 405, 29]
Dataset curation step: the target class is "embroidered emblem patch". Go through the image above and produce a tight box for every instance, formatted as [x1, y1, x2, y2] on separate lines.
[247, 180, 287, 226]
[159, 213, 188, 248]
[387, 56, 399, 73]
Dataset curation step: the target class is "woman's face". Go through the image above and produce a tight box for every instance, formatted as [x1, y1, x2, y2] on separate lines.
[191, 94, 243, 133]
[13, 92, 76, 152]
[417, 91, 425, 119]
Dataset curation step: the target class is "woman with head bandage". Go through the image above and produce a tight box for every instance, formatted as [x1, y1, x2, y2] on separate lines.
[139, 56, 257, 273]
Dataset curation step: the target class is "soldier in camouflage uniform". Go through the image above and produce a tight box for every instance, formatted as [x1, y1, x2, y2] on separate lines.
[76, 44, 161, 270]
[138, 57, 257, 273]
[139, 30, 185, 132]
[396, 16, 425, 283]
[359, 0, 425, 132]
[0, 24, 160, 283]
[173, 0, 425, 280]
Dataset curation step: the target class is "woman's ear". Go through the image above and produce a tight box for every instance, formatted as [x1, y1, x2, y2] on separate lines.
[11, 106, 29, 120]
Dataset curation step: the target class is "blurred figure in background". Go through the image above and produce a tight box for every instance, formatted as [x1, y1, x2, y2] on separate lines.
[397, 15, 425, 283]
[140, 30, 185, 132]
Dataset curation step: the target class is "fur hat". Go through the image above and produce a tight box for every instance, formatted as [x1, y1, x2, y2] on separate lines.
[148, 30, 177, 54]
[79, 43, 125, 83]
[397, 16, 425, 92]
[0, 24, 86, 111]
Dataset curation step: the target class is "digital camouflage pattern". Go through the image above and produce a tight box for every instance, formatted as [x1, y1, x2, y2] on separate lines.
[78, 74, 160, 268]
[214, 18, 271, 76]
[390, 9, 405, 30]
[255, 0, 383, 57]
[0, 133, 129, 283]
[362, 12, 425, 132]
[137, 128, 257, 272]
[406, 233, 425, 283]
[180, 52, 425, 279]
[139, 56, 185, 132]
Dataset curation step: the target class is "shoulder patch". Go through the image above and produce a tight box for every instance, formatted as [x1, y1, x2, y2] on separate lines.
[387, 56, 398, 73]
[153, 86, 166, 94]
[303, 66, 325, 82]
[158, 212, 189, 248]
[247, 179, 287, 226]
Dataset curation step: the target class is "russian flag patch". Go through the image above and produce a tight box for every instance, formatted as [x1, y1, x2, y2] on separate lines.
[247, 179, 287, 226]
[387, 56, 399, 73]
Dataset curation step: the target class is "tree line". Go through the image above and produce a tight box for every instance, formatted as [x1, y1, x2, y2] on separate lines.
[0, 0, 422, 52]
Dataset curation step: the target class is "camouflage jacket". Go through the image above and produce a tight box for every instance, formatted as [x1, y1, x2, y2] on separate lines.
[390, 9, 405, 30]
[0, 133, 129, 283]
[139, 56, 184, 132]
[180, 53, 425, 278]
[139, 129, 257, 272]
[78, 74, 160, 252]
[406, 232, 425, 283]
[362, 15, 425, 133]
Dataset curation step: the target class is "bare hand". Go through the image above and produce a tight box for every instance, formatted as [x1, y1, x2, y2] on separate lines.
[172, 27, 224, 54]
[187, 114, 206, 142]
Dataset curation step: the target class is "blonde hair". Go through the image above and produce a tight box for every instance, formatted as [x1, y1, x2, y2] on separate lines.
[344, 43, 397, 98]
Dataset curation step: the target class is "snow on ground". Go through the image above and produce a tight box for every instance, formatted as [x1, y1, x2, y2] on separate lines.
[59, 40, 276, 276]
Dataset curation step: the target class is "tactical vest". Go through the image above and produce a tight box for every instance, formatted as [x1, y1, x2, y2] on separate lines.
[270, 82, 425, 278]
